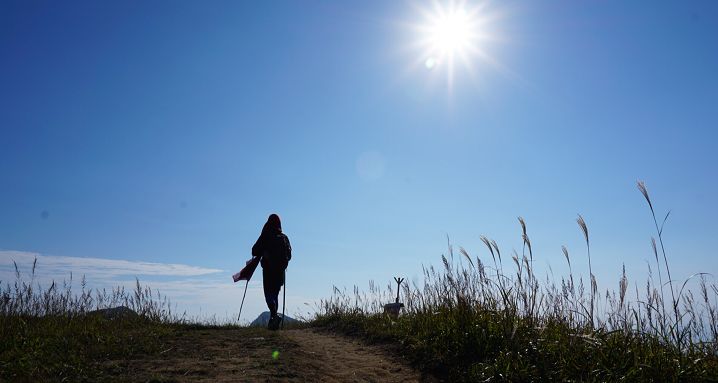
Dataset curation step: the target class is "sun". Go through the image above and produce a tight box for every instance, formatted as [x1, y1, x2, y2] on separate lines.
[410, 0, 499, 88]
[429, 9, 472, 57]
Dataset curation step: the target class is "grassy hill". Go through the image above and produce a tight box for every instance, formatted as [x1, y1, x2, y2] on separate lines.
[2, 183, 717, 381]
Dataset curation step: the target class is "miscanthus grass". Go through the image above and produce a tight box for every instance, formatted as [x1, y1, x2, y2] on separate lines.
[0, 264, 212, 381]
[314, 182, 718, 382]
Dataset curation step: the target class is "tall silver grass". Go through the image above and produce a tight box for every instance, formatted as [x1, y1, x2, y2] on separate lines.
[320, 182, 718, 353]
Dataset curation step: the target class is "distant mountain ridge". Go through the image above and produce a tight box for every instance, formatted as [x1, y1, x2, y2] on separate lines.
[250, 311, 299, 327]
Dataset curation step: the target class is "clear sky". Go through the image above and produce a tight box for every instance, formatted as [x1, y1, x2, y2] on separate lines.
[1, 1, 717, 322]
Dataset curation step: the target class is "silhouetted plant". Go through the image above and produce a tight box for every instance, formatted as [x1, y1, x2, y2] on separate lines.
[315, 183, 718, 381]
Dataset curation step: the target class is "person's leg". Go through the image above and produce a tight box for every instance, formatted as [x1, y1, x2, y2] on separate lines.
[264, 270, 283, 330]
[272, 280, 282, 316]
[269, 277, 281, 317]
[263, 269, 278, 316]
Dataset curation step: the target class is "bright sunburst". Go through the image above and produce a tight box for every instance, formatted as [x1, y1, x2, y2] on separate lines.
[411, 0, 499, 88]
[429, 9, 472, 57]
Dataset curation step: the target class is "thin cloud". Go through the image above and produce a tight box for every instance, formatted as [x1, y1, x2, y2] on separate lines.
[0, 250, 223, 279]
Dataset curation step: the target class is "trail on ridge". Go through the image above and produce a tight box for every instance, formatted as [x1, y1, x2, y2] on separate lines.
[101, 327, 433, 382]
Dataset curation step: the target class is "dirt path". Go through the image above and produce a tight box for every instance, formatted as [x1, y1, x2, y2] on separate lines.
[283, 329, 427, 382]
[101, 327, 432, 382]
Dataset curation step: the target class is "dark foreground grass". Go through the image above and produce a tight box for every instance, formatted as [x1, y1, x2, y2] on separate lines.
[314, 182, 718, 382]
[1, 314, 174, 381]
[0, 268, 241, 381]
[0, 260, 311, 381]
[315, 306, 718, 382]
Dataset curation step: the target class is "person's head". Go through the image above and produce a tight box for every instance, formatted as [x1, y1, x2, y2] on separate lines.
[262, 213, 282, 235]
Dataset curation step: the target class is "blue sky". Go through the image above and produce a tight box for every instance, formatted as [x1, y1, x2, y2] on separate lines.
[1, 1, 717, 321]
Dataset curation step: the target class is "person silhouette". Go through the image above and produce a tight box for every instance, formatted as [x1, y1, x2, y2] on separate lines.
[252, 214, 291, 330]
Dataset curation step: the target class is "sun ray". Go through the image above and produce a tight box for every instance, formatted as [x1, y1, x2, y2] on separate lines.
[407, 0, 504, 91]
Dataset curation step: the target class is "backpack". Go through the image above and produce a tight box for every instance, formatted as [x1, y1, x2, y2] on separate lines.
[258, 233, 291, 271]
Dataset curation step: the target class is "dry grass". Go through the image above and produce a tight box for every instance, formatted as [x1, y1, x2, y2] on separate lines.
[314, 182, 718, 381]
[0, 265, 235, 381]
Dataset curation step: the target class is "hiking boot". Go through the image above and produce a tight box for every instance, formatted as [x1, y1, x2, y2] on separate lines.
[268, 314, 280, 331]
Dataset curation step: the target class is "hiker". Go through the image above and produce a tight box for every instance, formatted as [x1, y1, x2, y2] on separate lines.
[252, 213, 291, 330]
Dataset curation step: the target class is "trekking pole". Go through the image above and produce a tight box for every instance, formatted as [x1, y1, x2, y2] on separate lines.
[238, 280, 249, 322]
[281, 269, 286, 329]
